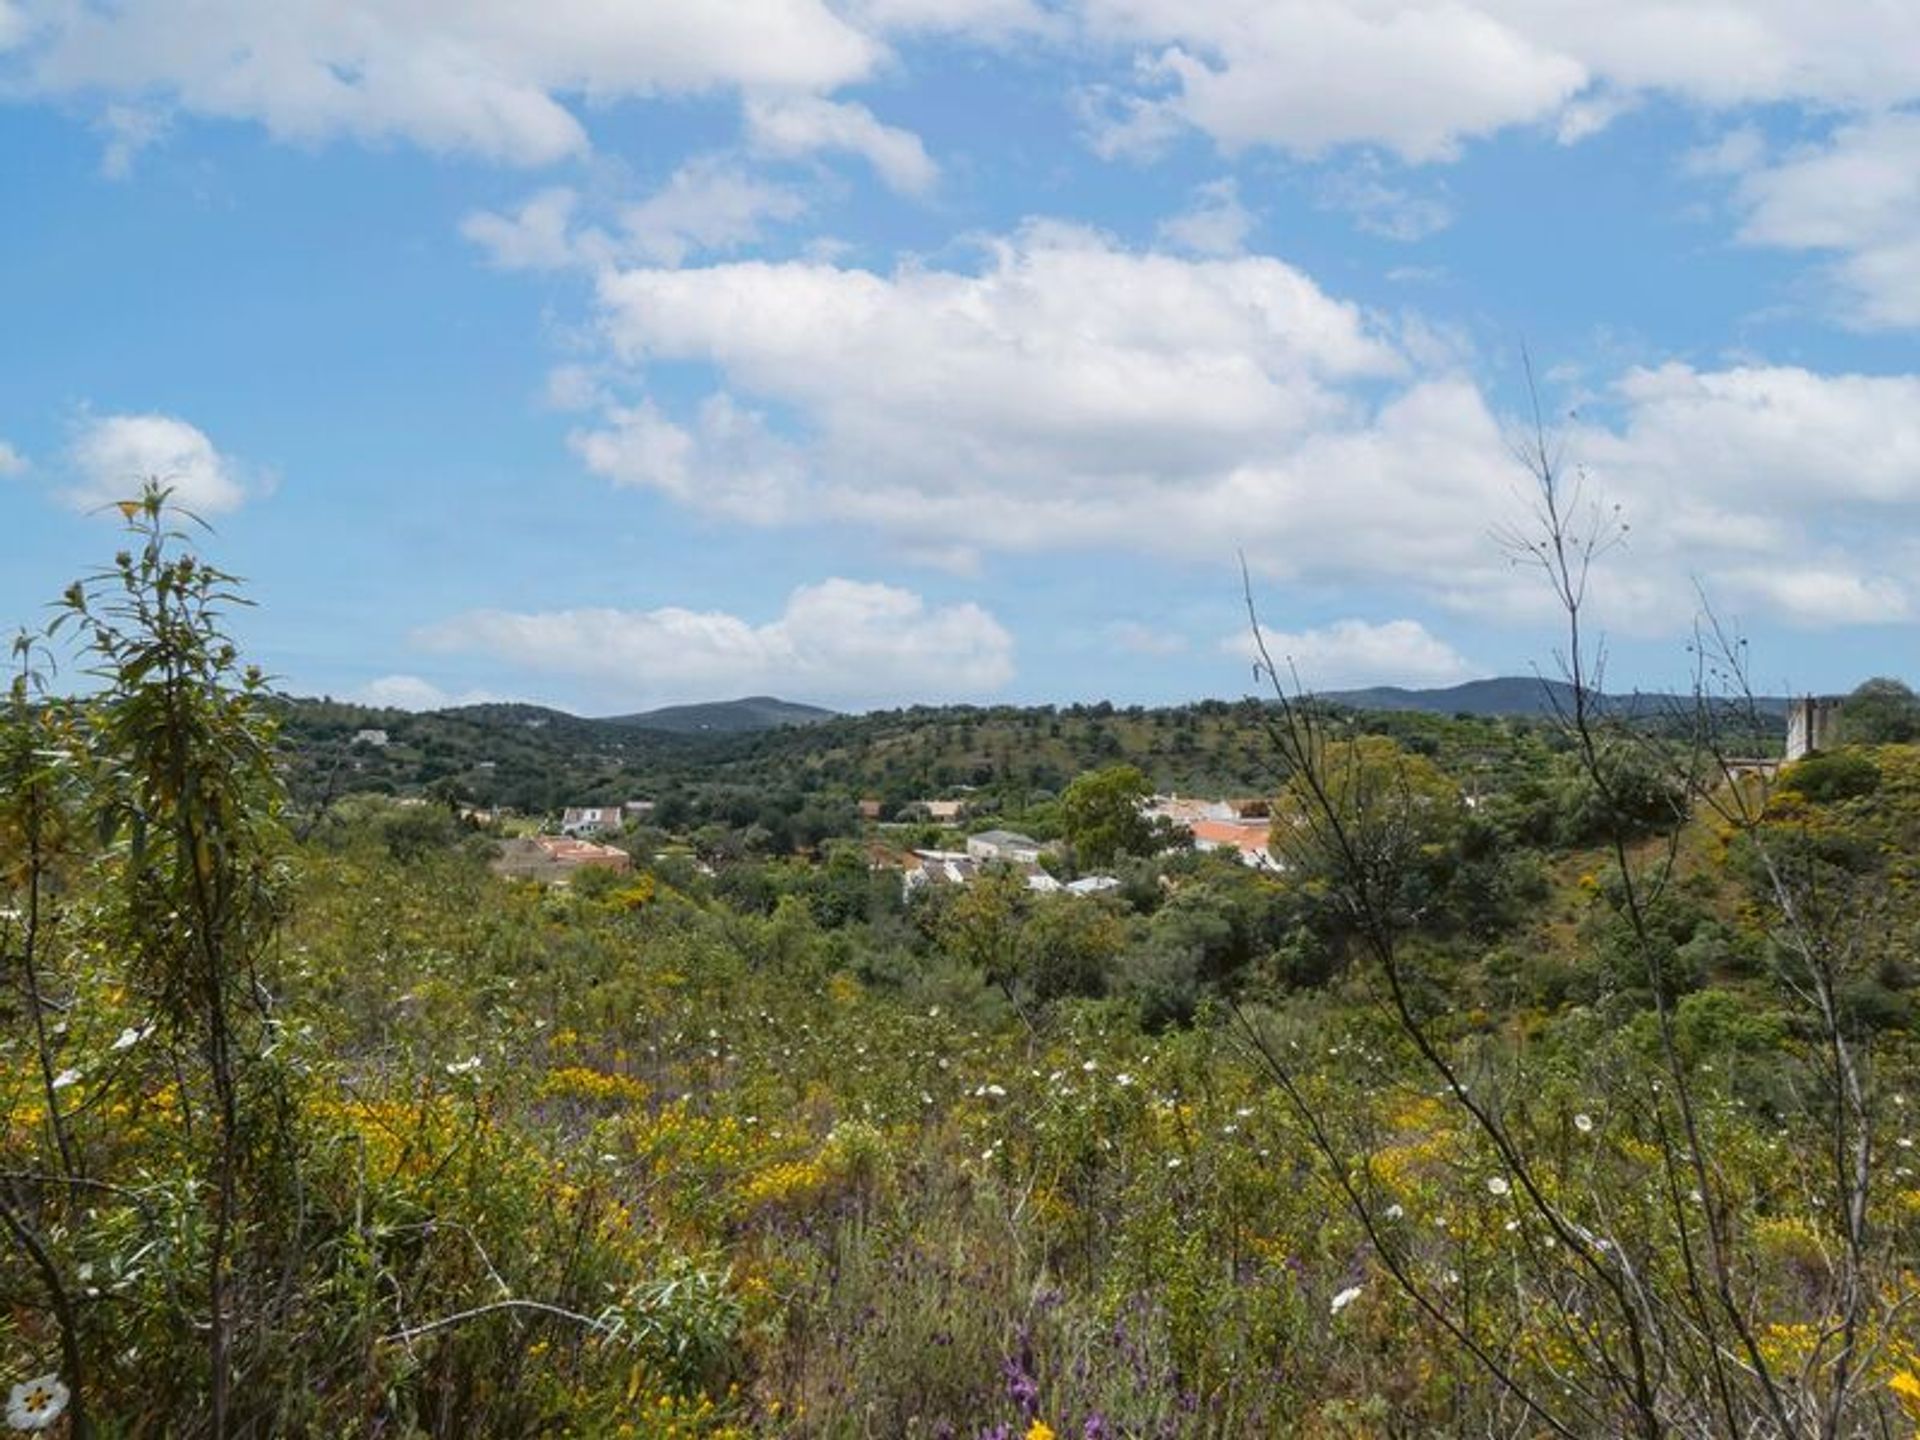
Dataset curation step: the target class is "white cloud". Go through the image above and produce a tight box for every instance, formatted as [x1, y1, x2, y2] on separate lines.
[0, 440, 26, 476]
[1584, 363, 1920, 508]
[563, 226, 1920, 639]
[65, 413, 250, 514]
[1681, 124, 1766, 179]
[11, 0, 877, 166]
[1224, 617, 1482, 689]
[462, 162, 808, 273]
[1082, 1, 1586, 163]
[744, 95, 938, 195]
[461, 187, 584, 271]
[1714, 568, 1909, 628]
[589, 222, 1402, 490]
[416, 579, 1014, 707]
[1517, 362, 1920, 632]
[1156, 178, 1253, 256]
[355, 675, 497, 711]
[1732, 112, 1920, 329]
[1076, 1, 1920, 162]
[96, 103, 167, 178]
[571, 395, 808, 524]
[618, 159, 810, 264]
[839, 0, 1055, 40]
[576, 226, 1518, 583]
[1317, 162, 1453, 241]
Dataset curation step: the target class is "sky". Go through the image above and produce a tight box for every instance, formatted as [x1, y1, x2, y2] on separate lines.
[2, 2, 1918, 716]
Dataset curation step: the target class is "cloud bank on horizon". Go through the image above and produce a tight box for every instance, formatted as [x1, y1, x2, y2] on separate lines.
[2, 0, 1918, 711]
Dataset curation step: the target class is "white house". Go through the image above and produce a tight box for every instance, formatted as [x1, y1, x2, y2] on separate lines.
[352, 728, 390, 748]
[966, 829, 1045, 864]
[559, 805, 625, 837]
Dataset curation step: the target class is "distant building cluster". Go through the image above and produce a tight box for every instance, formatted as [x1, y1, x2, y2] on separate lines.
[1145, 794, 1281, 871]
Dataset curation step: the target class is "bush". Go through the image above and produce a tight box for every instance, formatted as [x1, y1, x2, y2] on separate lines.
[1780, 749, 1880, 803]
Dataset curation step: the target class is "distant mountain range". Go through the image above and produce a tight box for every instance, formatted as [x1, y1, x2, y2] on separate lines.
[600, 695, 838, 734]
[1323, 676, 1790, 720]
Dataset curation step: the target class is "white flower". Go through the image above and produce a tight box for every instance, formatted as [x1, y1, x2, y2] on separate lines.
[1329, 1285, 1362, 1315]
[7, 1373, 69, 1431]
[1573, 1113, 1594, 1134]
[1115, 1073, 1134, 1087]
[49, 1070, 80, 1092]
[1082, 1060, 1097, 1072]
[1487, 1175, 1511, 1196]
[111, 1023, 155, 1052]
[1383, 1203, 1405, 1221]
[1166, 1157, 1182, 1169]
[444, 1055, 482, 1076]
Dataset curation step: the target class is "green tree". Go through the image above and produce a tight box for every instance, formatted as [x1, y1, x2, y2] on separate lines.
[1841, 676, 1919, 744]
[1059, 763, 1156, 867]
[52, 487, 292, 1436]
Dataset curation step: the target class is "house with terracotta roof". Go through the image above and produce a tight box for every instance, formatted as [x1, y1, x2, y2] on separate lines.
[491, 835, 633, 883]
[1189, 818, 1281, 871]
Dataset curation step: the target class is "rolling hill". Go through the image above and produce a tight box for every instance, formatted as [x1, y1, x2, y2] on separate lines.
[603, 696, 838, 734]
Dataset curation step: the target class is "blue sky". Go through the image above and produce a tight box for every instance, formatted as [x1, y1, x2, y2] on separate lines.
[3, 2, 1917, 714]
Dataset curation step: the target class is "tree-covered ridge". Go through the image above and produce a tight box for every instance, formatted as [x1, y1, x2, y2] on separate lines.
[275, 688, 1595, 827]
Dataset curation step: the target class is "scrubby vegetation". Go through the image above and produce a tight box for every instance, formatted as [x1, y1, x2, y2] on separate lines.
[4, 493, 1918, 1437]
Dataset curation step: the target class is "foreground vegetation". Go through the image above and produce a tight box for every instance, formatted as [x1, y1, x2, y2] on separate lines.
[4, 494, 1919, 1437]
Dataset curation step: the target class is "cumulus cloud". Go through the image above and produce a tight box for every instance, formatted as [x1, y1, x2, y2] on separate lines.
[1732, 112, 1920, 329]
[744, 95, 938, 194]
[1076, 0, 1920, 162]
[13, 0, 1920, 182]
[1580, 363, 1920, 509]
[0, 439, 26, 476]
[355, 675, 498, 711]
[10, 0, 878, 166]
[560, 223, 1920, 637]
[1714, 568, 1909, 629]
[588, 222, 1402, 498]
[415, 580, 1014, 707]
[575, 225, 1524, 583]
[65, 413, 250, 514]
[1223, 618, 1482, 689]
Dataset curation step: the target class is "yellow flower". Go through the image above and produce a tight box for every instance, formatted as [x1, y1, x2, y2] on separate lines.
[1890, 1369, 1920, 1419]
[1025, 1423, 1057, 1440]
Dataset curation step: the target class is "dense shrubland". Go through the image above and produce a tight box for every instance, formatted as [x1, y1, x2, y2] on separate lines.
[3, 495, 1918, 1437]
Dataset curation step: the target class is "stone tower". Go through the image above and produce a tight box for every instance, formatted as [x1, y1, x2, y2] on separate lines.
[1785, 696, 1843, 762]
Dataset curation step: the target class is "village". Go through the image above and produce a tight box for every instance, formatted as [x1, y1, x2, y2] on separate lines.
[482, 788, 1283, 892]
